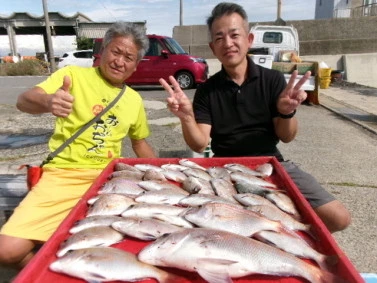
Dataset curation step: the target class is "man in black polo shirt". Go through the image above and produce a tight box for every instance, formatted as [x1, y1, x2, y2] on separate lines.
[159, 2, 350, 233]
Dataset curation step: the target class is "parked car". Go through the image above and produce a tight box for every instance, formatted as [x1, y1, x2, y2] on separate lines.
[58, 50, 94, 69]
[92, 35, 208, 89]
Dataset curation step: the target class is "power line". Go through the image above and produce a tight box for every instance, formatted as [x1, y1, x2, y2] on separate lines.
[95, 0, 118, 21]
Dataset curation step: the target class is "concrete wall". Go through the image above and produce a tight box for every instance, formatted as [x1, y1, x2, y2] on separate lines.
[292, 17, 377, 55]
[173, 16, 377, 88]
[301, 53, 377, 88]
[343, 53, 377, 88]
[173, 16, 377, 57]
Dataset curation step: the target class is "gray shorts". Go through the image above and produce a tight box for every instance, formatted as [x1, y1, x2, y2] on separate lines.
[280, 161, 335, 208]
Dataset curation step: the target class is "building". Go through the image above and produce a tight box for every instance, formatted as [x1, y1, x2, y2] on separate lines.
[0, 12, 145, 57]
[315, 0, 377, 18]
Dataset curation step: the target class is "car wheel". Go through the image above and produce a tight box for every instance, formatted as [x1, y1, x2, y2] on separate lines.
[176, 71, 194, 89]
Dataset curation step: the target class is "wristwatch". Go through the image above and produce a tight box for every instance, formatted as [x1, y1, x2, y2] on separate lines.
[278, 109, 296, 119]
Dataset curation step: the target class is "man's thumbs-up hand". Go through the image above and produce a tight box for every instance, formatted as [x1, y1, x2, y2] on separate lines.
[49, 76, 75, 117]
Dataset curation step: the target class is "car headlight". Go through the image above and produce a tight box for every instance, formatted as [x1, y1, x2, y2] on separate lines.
[190, 57, 206, 64]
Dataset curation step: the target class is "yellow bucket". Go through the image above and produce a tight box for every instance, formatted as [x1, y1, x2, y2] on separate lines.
[320, 78, 331, 89]
[320, 68, 332, 78]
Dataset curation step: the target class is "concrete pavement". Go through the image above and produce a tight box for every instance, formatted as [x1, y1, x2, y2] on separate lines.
[319, 85, 377, 134]
[282, 84, 377, 278]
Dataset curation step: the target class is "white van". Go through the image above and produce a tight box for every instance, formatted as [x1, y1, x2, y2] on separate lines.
[249, 24, 299, 62]
[248, 24, 316, 92]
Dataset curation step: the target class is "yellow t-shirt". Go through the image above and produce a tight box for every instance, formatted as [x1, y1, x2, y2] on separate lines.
[37, 66, 150, 169]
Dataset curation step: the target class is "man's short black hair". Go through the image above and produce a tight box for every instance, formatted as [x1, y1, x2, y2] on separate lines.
[206, 2, 249, 31]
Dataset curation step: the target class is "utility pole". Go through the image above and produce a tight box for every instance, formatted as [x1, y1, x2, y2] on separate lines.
[179, 0, 183, 26]
[42, 0, 56, 72]
[277, 0, 282, 20]
[275, 0, 286, 25]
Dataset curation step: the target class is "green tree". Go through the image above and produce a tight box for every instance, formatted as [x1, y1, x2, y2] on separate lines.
[76, 37, 94, 50]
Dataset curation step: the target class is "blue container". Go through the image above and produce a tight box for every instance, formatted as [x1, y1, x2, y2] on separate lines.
[361, 273, 377, 283]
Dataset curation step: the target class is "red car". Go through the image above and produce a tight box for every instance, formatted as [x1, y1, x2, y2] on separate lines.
[92, 35, 208, 89]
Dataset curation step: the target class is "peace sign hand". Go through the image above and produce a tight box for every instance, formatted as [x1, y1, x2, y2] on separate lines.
[159, 76, 194, 119]
[277, 70, 311, 115]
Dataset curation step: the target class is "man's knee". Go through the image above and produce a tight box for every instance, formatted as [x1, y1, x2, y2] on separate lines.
[0, 235, 34, 266]
[331, 209, 351, 232]
[314, 200, 351, 233]
[0, 244, 20, 265]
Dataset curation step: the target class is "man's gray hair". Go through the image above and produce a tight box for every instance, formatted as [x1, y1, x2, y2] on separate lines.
[103, 21, 149, 61]
[207, 2, 249, 36]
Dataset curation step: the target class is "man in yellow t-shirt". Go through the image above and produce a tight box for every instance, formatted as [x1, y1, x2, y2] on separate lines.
[0, 22, 156, 269]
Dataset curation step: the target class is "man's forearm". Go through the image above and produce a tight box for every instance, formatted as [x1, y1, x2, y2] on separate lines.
[180, 116, 209, 153]
[16, 87, 50, 114]
[131, 139, 156, 158]
[274, 117, 298, 143]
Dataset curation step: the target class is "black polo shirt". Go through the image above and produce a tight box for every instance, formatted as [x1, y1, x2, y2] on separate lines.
[193, 56, 287, 161]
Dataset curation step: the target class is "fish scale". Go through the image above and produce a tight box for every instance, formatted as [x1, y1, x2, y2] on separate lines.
[98, 178, 145, 196]
[50, 247, 184, 283]
[135, 188, 188, 205]
[69, 215, 124, 234]
[183, 202, 286, 237]
[182, 176, 215, 195]
[231, 171, 277, 188]
[138, 228, 342, 283]
[56, 226, 124, 257]
[87, 193, 136, 216]
[210, 178, 238, 203]
[246, 204, 309, 233]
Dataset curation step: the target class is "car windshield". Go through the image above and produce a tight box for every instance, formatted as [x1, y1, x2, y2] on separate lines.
[263, 32, 283, 44]
[162, 38, 187, 55]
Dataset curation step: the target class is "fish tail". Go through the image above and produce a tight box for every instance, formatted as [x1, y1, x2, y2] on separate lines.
[307, 263, 347, 283]
[317, 254, 339, 271]
[304, 223, 319, 241]
[319, 269, 349, 283]
[325, 254, 339, 266]
[160, 272, 191, 283]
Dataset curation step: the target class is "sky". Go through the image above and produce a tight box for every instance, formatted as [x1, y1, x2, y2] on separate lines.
[0, 0, 316, 57]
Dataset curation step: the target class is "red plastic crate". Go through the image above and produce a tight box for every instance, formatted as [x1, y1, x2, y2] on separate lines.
[14, 157, 363, 283]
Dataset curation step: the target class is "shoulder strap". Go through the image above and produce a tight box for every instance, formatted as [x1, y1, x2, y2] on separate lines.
[41, 84, 127, 166]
